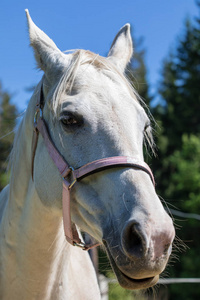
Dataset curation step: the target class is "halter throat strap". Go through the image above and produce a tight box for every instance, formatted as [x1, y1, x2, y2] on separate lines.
[32, 82, 155, 250]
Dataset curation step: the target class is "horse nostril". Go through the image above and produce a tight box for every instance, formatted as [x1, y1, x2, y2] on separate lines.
[122, 222, 148, 259]
[130, 227, 143, 255]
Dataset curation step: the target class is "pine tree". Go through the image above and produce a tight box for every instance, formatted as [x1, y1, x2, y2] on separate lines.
[154, 1, 200, 152]
[152, 2, 200, 299]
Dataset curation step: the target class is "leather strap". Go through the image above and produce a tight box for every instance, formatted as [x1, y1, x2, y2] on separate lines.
[31, 128, 39, 180]
[36, 118, 71, 177]
[73, 157, 155, 186]
[31, 82, 155, 250]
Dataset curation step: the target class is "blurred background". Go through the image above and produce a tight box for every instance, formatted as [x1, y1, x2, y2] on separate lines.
[0, 0, 200, 299]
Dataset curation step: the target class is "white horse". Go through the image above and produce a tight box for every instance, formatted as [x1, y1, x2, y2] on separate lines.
[0, 10, 175, 300]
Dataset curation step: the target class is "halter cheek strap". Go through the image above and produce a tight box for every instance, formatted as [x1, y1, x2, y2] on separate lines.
[32, 83, 155, 250]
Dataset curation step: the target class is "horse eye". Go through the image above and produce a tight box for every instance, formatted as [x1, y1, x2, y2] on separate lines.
[60, 113, 83, 128]
[61, 116, 78, 126]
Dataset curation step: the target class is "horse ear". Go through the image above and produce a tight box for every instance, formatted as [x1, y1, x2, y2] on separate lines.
[25, 9, 65, 74]
[107, 24, 133, 72]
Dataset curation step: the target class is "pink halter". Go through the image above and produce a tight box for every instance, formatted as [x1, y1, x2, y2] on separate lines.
[32, 83, 155, 250]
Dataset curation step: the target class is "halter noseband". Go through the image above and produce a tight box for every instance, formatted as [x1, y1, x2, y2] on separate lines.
[32, 83, 155, 250]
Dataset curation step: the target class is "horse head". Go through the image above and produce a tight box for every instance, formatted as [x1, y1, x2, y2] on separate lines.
[26, 10, 175, 290]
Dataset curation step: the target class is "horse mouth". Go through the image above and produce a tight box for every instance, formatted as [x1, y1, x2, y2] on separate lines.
[104, 242, 159, 290]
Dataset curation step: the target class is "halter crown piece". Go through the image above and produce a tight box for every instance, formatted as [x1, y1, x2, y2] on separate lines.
[32, 82, 155, 250]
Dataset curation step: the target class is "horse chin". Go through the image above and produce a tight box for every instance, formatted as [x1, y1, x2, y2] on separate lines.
[104, 242, 159, 290]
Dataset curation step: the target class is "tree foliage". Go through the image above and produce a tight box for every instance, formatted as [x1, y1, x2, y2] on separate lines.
[0, 82, 17, 190]
[151, 2, 200, 299]
[169, 134, 200, 210]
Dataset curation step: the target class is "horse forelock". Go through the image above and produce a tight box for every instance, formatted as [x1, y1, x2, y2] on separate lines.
[50, 49, 137, 112]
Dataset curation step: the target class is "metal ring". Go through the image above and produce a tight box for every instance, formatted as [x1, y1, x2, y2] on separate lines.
[34, 109, 39, 125]
[73, 241, 86, 250]
[68, 178, 77, 190]
[68, 166, 77, 190]
[34, 108, 43, 126]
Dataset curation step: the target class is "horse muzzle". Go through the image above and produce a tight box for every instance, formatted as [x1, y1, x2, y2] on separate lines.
[103, 215, 175, 290]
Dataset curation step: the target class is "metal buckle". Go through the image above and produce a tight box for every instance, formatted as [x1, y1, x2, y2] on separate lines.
[68, 167, 77, 190]
[34, 107, 43, 126]
[73, 241, 87, 250]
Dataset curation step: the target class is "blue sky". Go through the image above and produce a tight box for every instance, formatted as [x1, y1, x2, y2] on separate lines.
[0, 0, 198, 111]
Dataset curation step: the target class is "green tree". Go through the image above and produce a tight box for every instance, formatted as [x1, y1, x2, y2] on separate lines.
[168, 134, 200, 210]
[163, 134, 200, 300]
[0, 82, 17, 190]
[151, 2, 200, 299]
[152, 2, 200, 191]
